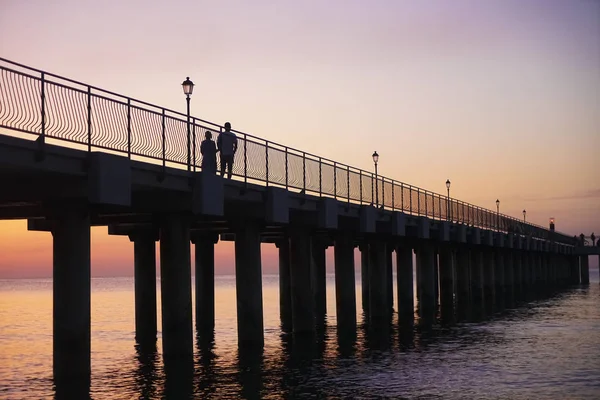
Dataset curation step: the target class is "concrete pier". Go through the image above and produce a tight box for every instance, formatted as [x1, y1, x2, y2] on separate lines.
[276, 237, 292, 330]
[193, 233, 218, 339]
[290, 226, 315, 333]
[386, 247, 394, 311]
[334, 232, 357, 330]
[52, 206, 91, 381]
[514, 252, 523, 296]
[416, 244, 436, 325]
[433, 249, 440, 305]
[368, 241, 388, 324]
[360, 244, 370, 314]
[234, 221, 264, 346]
[494, 250, 505, 300]
[505, 250, 515, 304]
[396, 244, 414, 323]
[581, 255, 590, 284]
[131, 230, 158, 344]
[438, 247, 454, 319]
[159, 214, 193, 360]
[455, 248, 471, 307]
[470, 249, 484, 306]
[482, 250, 495, 305]
[311, 238, 328, 318]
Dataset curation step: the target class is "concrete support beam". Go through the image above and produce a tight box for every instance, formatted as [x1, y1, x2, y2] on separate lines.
[438, 246, 454, 319]
[334, 232, 356, 330]
[455, 248, 471, 307]
[276, 237, 292, 331]
[416, 243, 436, 325]
[470, 249, 484, 306]
[504, 250, 515, 304]
[581, 255, 590, 284]
[368, 240, 388, 324]
[433, 249, 440, 305]
[192, 233, 218, 340]
[234, 220, 264, 346]
[311, 238, 327, 318]
[360, 244, 370, 314]
[290, 226, 315, 333]
[570, 255, 580, 284]
[396, 244, 414, 324]
[514, 252, 523, 295]
[482, 250, 495, 304]
[130, 230, 158, 345]
[52, 206, 91, 382]
[494, 250, 505, 300]
[386, 246, 394, 311]
[159, 214, 193, 360]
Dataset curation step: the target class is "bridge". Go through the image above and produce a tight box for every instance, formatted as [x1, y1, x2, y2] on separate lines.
[0, 58, 597, 386]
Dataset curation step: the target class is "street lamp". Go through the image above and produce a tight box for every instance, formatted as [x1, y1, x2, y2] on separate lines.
[523, 209, 526, 222]
[496, 199, 500, 231]
[182, 77, 194, 171]
[372, 151, 379, 206]
[446, 179, 451, 221]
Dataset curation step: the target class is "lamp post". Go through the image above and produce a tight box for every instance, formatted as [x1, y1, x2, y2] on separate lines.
[182, 77, 194, 171]
[446, 179, 451, 221]
[523, 209, 526, 222]
[496, 199, 500, 231]
[372, 151, 379, 207]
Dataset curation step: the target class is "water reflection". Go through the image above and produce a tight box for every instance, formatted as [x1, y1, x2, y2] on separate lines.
[237, 346, 264, 400]
[163, 353, 194, 399]
[134, 342, 159, 400]
[195, 335, 218, 398]
[54, 376, 90, 400]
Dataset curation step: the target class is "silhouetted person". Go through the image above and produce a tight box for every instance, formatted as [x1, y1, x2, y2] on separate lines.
[217, 122, 237, 179]
[591, 232, 596, 246]
[200, 130, 217, 173]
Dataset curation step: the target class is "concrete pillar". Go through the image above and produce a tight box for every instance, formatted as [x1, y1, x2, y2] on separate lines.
[368, 240, 388, 324]
[504, 250, 515, 304]
[455, 248, 470, 307]
[416, 244, 436, 325]
[311, 238, 327, 318]
[276, 237, 292, 331]
[438, 246, 454, 319]
[234, 221, 264, 346]
[290, 226, 315, 333]
[482, 250, 495, 304]
[360, 244, 370, 314]
[396, 244, 414, 323]
[494, 251, 505, 297]
[52, 207, 91, 382]
[581, 255, 590, 284]
[159, 214, 193, 360]
[514, 252, 523, 296]
[193, 234, 218, 339]
[334, 232, 356, 330]
[571, 255, 580, 284]
[470, 249, 484, 306]
[521, 253, 530, 290]
[130, 231, 158, 344]
[433, 249, 440, 305]
[386, 247, 394, 311]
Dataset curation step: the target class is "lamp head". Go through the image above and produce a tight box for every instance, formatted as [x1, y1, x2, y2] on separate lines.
[372, 151, 379, 165]
[182, 77, 194, 96]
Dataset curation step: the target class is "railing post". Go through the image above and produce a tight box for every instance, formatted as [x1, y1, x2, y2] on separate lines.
[243, 133, 248, 186]
[318, 157, 322, 196]
[333, 162, 337, 199]
[192, 118, 196, 171]
[87, 86, 92, 152]
[265, 141, 269, 186]
[417, 188, 420, 216]
[359, 170, 362, 204]
[347, 165, 350, 205]
[127, 98, 131, 159]
[382, 177, 385, 209]
[40, 72, 46, 141]
[391, 180, 395, 211]
[285, 147, 289, 190]
[371, 173, 374, 205]
[161, 109, 166, 170]
[401, 183, 404, 211]
[302, 152, 306, 194]
[409, 185, 412, 214]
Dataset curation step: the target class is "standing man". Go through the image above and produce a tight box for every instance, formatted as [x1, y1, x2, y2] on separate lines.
[217, 121, 237, 179]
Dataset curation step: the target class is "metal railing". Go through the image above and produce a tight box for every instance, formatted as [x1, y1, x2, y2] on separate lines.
[0, 57, 575, 245]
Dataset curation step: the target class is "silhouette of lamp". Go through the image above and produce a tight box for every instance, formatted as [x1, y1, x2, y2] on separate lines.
[182, 77, 194, 171]
[372, 151, 379, 207]
[523, 209, 526, 222]
[496, 199, 500, 231]
[446, 179, 451, 221]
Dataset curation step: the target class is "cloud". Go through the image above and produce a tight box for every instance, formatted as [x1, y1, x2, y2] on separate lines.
[523, 188, 600, 202]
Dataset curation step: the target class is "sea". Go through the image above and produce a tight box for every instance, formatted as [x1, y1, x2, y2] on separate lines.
[0, 270, 599, 399]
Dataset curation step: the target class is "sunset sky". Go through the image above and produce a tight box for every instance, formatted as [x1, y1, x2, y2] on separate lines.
[0, 0, 598, 278]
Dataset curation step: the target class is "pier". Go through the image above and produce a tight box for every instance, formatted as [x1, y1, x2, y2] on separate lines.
[0, 57, 598, 386]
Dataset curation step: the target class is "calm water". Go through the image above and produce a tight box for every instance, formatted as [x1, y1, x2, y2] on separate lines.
[1, 271, 599, 399]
